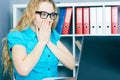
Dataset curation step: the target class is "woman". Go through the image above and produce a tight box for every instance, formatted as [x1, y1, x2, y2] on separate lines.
[2, 0, 75, 80]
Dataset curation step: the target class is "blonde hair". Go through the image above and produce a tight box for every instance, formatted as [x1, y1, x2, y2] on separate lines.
[15, 0, 58, 30]
[2, 38, 13, 77]
[2, 0, 58, 77]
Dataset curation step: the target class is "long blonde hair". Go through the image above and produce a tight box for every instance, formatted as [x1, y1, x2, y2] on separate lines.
[2, 0, 58, 77]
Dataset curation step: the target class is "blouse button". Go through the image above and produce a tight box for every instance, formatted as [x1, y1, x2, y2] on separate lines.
[48, 55, 50, 57]
[48, 68, 50, 70]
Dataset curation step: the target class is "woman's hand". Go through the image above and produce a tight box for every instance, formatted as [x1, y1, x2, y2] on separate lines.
[35, 20, 52, 45]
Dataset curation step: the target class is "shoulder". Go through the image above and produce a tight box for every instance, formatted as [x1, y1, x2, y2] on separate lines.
[7, 30, 26, 49]
[52, 29, 61, 41]
[7, 30, 24, 41]
[8, 30, 23, 38]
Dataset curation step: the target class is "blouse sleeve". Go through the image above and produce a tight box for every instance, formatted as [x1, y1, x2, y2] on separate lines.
[7, 31, 26, 55]
[52, 29, 61, 42]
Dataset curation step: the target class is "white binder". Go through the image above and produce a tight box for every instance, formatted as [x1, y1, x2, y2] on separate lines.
[103, 7, 111, 34]
[90, 7, 97, 34]
[96, 7, 103, 34]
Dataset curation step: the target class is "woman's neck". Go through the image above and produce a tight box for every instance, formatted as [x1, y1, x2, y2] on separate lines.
[30, 24, 36, 32]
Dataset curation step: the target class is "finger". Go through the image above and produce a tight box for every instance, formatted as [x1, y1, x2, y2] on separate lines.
[35, 26, 40, 41]
[45, 20, 51, 29]
[39, 20, 45, 34]
[48, 21, 52, 31]
[42, 20, 50, 35]
[49, 21, 52, 27]
[42, 20, 49, 31]
[46, 21, 51, 33]
[40, 20, 45, 30]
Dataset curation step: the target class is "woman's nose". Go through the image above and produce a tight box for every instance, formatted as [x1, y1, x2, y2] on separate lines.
[47, 15, 52, 21]
[47, 17, 53, 24]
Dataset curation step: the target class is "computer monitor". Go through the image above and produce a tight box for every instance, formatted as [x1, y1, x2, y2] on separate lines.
[76, 36, 120, 80]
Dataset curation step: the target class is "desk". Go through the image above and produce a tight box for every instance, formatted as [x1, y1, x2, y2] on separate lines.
[43, 77, 75, 80]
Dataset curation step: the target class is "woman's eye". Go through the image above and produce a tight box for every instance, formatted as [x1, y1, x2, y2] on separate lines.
[51, 13, 55, 16]
[41, 13, 47, 16]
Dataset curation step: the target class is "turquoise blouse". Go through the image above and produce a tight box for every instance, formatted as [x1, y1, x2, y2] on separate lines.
[7, 27, 60, 80]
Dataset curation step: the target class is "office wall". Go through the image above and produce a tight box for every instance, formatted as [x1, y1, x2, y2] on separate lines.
[0, 0, 10, 45]
[0, 0, 11, 80]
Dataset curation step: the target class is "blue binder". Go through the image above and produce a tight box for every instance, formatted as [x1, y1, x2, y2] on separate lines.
[56, 8, 66, 34]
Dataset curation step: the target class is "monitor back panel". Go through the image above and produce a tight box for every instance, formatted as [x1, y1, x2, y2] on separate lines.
[77, 36, 120, 80]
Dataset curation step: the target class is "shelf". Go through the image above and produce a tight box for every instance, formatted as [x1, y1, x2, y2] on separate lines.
[60, 34, 73, 37]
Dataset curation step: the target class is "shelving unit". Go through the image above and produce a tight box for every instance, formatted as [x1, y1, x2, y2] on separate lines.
[13, 1, 120, 78]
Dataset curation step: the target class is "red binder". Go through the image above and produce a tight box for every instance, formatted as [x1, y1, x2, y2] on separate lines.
[62, 8, 72, 34]
[76, 8, 83, 34]
[111, 6, 118, 34]
[83, 8, 90, 34]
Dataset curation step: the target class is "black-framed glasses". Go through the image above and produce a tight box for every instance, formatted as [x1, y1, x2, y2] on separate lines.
[35, 11, 58, 20]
